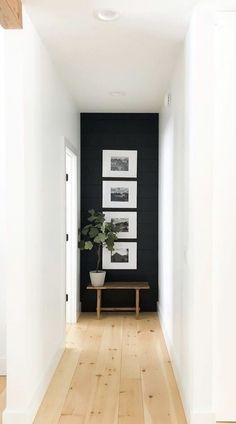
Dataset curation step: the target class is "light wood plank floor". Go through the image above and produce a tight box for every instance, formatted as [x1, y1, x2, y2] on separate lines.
[0, 376, 6, 424]
[34, 313, 187, 424]
[0, 314, 234, 424]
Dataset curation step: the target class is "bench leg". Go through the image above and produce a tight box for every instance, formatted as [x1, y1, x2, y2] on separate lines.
[136, 289, 140, 319]
[97, 289, 101, 320]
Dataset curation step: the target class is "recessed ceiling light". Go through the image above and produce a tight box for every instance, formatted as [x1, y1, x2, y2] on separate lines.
[95, 9, 121, 22]
[110, 91, 126, 97]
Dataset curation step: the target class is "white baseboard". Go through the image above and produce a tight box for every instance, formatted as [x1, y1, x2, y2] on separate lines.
[3, 346, 64, 424]
[190, 412, 215, 424]
[0, 356, 6, 376]
[3, 411, 30, 424]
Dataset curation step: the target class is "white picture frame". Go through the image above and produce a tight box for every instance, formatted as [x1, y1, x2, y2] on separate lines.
[103, 150, 137, 178]
[103, 242, 137, 270]
[102, 180, 137, 209]
[104, 211, 137, 239]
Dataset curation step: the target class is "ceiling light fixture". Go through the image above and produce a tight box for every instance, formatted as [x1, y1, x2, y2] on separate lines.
[110, 91, 126, 97]
[95, 9, 121, 22]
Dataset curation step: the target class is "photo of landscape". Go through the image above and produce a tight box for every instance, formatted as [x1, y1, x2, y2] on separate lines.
[111, 248, 129, 263]
[111, 156, 129, 171]
[111, 217, 129, 232]
[111, 187, 129, 202]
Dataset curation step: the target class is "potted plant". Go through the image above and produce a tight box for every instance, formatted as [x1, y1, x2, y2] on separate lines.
[78, 209, 119, 287]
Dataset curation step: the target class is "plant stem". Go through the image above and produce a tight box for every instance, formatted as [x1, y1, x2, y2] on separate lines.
[96, 244, 101, 272]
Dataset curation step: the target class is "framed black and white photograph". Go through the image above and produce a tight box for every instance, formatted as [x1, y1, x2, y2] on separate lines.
[104, 211, 137, 239]
[103, 242, 137, 270]
[102, 150, 137, 178]
[102, 181, 137, 208]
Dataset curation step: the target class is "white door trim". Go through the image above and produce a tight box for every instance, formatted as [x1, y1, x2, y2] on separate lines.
[65, 138, 78, 323]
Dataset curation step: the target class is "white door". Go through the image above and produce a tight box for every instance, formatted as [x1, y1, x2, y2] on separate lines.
[66, 147, 78, 323]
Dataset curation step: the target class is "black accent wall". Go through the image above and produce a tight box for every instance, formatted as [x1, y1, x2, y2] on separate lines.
[80, 113, 158, 312]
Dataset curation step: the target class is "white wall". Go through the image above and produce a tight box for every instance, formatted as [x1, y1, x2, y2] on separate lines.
[159, 44, 195, 423]
[159, 3, 236, 424]
[159, 6, 215, 424]
[159, 8, 216, 424]
[3, 11, 80, 424]
[186, 9, 216, 423]
[213, 12, 236, 421]
[0, 27, 6, 376]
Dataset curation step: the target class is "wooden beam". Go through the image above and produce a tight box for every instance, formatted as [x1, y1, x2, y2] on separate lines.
[0, 0, 22, 29]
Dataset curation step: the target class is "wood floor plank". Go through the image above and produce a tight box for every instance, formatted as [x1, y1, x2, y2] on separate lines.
[59, 415, 84, 424]
[120, 315, 139, 380]
[137, 314, 186, 424]
[34, 313, 188, 424]
[62, 316, 105, 418]
[34, 318, 88, 424]
[118, 378, 144, 424]
[83, 315, 123, 424]
[33, 349, 82, 424]
[0, 377, 6, 424]
[118, 315, 144, 423]
[1, 314, 230, 424]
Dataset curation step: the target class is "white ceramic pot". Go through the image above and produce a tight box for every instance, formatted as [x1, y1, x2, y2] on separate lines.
[90, 270, 106, 287]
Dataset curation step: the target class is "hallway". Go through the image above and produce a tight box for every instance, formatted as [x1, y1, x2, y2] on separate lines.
[1, 1, 236, 422]
[34, 313, 186, 424]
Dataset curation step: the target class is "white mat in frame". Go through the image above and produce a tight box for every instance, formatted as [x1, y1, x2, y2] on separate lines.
[103, 150, 137, 178]
[103, 180, 137, 209]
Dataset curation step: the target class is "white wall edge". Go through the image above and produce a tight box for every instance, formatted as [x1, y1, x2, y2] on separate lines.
[0, 357, 6, 376]
[3, 346, 64, 424]
[65, 139, 79, 325]
[158, 303, 191, 423]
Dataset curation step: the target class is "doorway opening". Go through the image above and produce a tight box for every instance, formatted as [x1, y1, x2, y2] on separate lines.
[65, 143, 78, 323]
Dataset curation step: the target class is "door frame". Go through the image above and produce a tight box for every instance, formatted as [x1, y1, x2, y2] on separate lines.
[64, 138, 78, 323]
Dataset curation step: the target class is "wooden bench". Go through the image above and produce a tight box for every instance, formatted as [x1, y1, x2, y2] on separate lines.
[87, 281, 150, 319]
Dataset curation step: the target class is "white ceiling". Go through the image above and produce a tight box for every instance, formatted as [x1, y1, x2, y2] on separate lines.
[23, 0, 200, 112]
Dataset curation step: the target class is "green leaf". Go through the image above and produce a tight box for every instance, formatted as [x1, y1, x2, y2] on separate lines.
[88, 215, 97, 222]
[88, 210, 105, 225]
[105, 234, 116, 250]
[105, 239, 115, 251]
[89, 227, 99, 238]
[84, 241, 93, 250]
[79, 209, 118, 255]
[108, 232, 118, 242]
[94, 233, 106, 244]
[78, 240, 85, 250]
[95, 223, 103, 229]
[82, 224, 92, 236]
